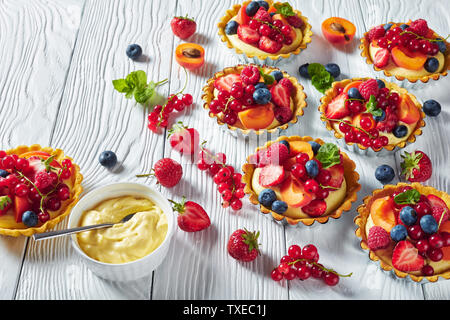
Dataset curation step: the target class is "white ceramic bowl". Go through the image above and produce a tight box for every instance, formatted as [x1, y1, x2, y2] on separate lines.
[68, 182, 175, 282]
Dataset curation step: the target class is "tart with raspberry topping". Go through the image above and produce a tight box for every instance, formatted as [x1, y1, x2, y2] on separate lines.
[355, 183, 450, 282]
[242, 136, 360, 226]
[360, 19, 450, 83]
[319, 78, 425, 155]
[218, 0, 312, 65]
[202, 64, 307, 135]
[0, 145, 83, 237]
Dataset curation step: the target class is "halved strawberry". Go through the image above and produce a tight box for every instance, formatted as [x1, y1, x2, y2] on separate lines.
[258, 36, 282, 54]
[301, 199, 327, 217]
[270, 83, 290, 109]
[168, 122, 200, 155]
[237, 25, 260, 45]
[427, 194, 450, 224]
[374, 48, 390, 68]
[259, 165, 285, 187]
[214, 74, 242, 93]
[392, 240, 424, 272]
[14, 195, 31, 223]
[325, 93, 350, 119]
[325, 164, 344, 188]
[171, 197, 211, 232]
[256, 142, 290, 167]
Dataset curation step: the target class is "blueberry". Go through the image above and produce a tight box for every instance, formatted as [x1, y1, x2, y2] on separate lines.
[126, 44, 142, 60]
[393, 125, 408, 138]
[255, 82, 267, 90]
[99, 151, 118, 168]
[278, 140, 290, 152]
[225, 21, 239, 35]
[308, 141, 321, 155]
[399, 206, 417, 226]
[347, 87, 363, 100]
[375, 164, 395, 184]
[435, 38, 447, 53]
[22, 211, 38, 228]
[269, 70, 283, 82]
[420, 215, 438, 234]
[253, 88, 271, 104]
[373, 109, 386, 122]
[400, 24, 409, 30]
[258, 189, 277, 208]
[269, 12, 276, 17]
[257, 1, 269, 10]
[305, 160, 319, 178]
[423, 99, 441, 117]
[246, 1, 260, 16]
[383, 23, 393, 32]
[298, 63, 310, 78]
[325, 63, 341, 78]
[0, 169, 9, 178]
[390, 224, 408, 241]
[424, 57, 439, 73]
[376, 79, 385, 88]
[271, 200, 288, 214]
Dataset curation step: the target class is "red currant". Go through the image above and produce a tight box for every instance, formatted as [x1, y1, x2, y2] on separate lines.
[304, 179, 319, 193]
[230, 199, 242, 210]
[421, 265, 434, 276]
[291, 163, 306, 180]
[302, 244, 318, 260]
[323, 271, 340, 286]
[182, 94, 193, 106]
[38, 211, 50, 223]
[271, 268, 283, 281]
[284, 268, 297, 280]
[14, 183, 29, 197]
[415, 239, 429, 253]
[288, 244, 302, 259]
[428, 234, 444, 249]
[408, 225, 425, 240]
[297, 265, 311, 280]
[427, 248, 443, 262]
[310, 264, 324, 278]
[295, 153, 310, 165]
[57, 186, 70, 201]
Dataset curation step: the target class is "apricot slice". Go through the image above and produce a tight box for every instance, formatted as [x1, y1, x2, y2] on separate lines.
[14, 196, 31, 223]
[439, 220, 450, 260]
[343, 81, 363, 94]
[397, 94, 420, 125]
[238, 103, 275, 130]
[322, 17, 356, 45]
[391, 47, 426, 70]
[175, 43, 205, 70]
[370, 196, 396, 232]
[19, 151, 51, 158]
[235, 5, 250, 25]
[288, 141, 314, 159]
[280, 175, 313, 208]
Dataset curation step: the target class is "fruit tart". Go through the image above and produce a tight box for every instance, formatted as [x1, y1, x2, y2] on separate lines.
[218, 0, 312, 66]
[360, 19, 450, 83]
[0, 145, 83, 237]
[202, 64, 307, 136]
[242, 136, 360, 226]
[355, 183, 450, 282]
[319, 78, 425, 156]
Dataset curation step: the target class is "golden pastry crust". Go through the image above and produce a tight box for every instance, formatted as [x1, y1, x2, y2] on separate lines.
[354, 182, 450, 282]
[0, 144, 83, 237]
[359, 23, 450, 83]
[242, 135, 361, 226]
[202, 64, 307, 136]
[318, 78, 425, 153]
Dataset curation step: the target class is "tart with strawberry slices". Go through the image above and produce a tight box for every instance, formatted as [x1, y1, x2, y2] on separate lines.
[319, 78, 425, 156]
[218, 0, 312, 66]
[0, 145, 83, 237]
[355, 183, 450, 282]
[202, 64, 307, 135]
[242, 136, 360, 226]
[360, 19, 450, 83]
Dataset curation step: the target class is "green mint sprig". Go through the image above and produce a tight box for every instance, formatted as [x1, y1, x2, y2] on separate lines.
[365, 95, 383, 118]
[307, 63, 334, 94]
[394, 189, 421, 205]
[273, 2, 296, 17]
[258, 67, 275, 85]
[316, 143, 341, 169]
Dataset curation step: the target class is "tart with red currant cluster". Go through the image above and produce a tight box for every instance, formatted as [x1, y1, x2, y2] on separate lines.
[202, 64, 306, 135]
[360, 19, 450, 83]
[355, 183, 450, 282]
[242, 136, 360, 226]
[0, 145, 83, 237]
[319, 78, 425, 153]
[218, 0, 312, 64]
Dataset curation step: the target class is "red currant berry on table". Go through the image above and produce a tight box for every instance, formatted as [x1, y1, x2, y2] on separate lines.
[280, 255, 294, 264]
[310, 264, 324, 278]
[182, 93, 193, 106]
[288, 244, 302, 259]
[208, 163, 221, 175]
[271, 268, 283, 281]
[297, 265, 311, 280]
[302, 244, 318, 260]
[230, 199, 242, 210]
[277, 262, 290, 275]
[285, 268, 297, 280]
[323, 271, 340, 286]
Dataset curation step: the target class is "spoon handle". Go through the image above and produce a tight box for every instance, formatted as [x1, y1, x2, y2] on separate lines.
[33, 223, 114, 241]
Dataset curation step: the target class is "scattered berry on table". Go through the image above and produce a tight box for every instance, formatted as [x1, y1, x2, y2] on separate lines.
[298, 63, 310, 78]
[98, 151, 118, 169]
[422, 99, 441, 117]
[324, 63, 341, 78]
[126, 44, 142, 60]
[136, 158, 182, 188]
[227, 228, 261, 262]
[400, 150, 432, 183]
[170, 15, 196, 39]
[170, 196, 210, 232]
[375, 164, 395, 184]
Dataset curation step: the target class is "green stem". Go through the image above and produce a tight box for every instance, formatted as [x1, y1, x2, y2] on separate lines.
[400, 30, 450, 42]
[288, 258, 353, 277]
[321, 116, 375, 139]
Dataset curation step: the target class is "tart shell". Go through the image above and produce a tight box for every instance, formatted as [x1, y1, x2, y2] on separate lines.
[202, 64, 307, 136]
[354, 182, 450, 282]
[242, 135, 361, 226]
[0, 145, 83, 237]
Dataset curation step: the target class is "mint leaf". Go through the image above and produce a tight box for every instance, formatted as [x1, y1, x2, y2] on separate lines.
[274, 2, 295, 17]
[258, 68, 275, 85]
[311, 71, 334, 94]
[112, 79, 131, 93]
[113, 71, 165, 105]
[365, 95, 382, 117]
[0, 195, 11, 211]
[316, 143, 341, 168]
[307, 63, 326, 78]
[394, 189, 420, 205]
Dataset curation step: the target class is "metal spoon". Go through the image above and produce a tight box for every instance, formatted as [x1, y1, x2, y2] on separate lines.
[33, 213, 136, 241]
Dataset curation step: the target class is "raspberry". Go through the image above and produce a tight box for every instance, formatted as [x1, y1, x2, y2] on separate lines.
[358, 79, 379, 100]
[34, 171, 53, 190]
[253, 7, 272, 23]
[240, 66, 260, 85]
[286, 15, 304, 28]
[274, 107, 293, 124]
[368, 25, 386, 42]
[409, 19, 429, 37]
[278, 78, 294, 93]
[367, 226, 390, 250]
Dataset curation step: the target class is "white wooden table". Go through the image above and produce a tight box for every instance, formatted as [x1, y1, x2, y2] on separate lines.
[0, 0, 449, 300]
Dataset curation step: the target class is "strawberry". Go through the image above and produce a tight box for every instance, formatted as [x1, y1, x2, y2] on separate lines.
[170, 197, 210, 232]
[400, 150, 432, 182]
[392, 240, 424, 272]
[325, 164, 344, 188]
[214, 74, 242, 92]
[227, 228, 261, 262]
[168, 122, 200, 155]
[270, 83, 290, 109]
[253, 7, 272, 23]
[0, 195, 12, 216]
[358, 79, 379, 100]
[325, 93, 349, 119]
[278, 78, 294, 93]
[301, 199, 327, 217]
[255, 142, 290, 167]
[367, 226, 390, 250]
[427, 194, 450, 224]
[138, 158, 182, 188]
[259, 165, 285, 187]
[374, 48, 390, 68]
[367, 25, 385, 42]
[258, 36, 282, 54]
[170, 15, 197, 40]
[237, 25, 260, 45]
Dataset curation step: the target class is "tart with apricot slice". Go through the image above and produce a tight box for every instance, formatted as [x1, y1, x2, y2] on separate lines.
[242, 136, 360, 226]
[318, 77, 425, 155]
[355, 182, 450, 282]
[360, 19, 450, 83]
[0, 145, 83, 237]
[202, 64, 307, 135]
